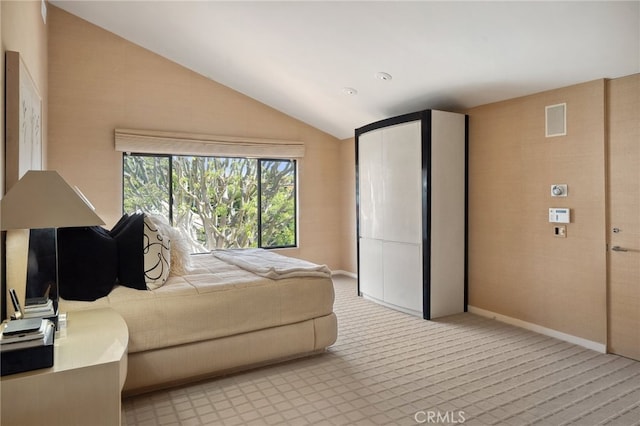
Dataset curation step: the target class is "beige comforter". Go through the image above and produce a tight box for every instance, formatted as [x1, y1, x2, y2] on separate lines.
[59, 253, 335, 353]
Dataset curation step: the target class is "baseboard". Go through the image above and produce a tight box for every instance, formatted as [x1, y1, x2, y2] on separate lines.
[468, 305, 606, 354]
[331, 270, 357, 279]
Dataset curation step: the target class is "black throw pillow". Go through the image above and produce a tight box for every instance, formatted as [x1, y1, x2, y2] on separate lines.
[109, 213, 146, 290]
[110, 213, 130, 236]
[57, 226, 118, 301]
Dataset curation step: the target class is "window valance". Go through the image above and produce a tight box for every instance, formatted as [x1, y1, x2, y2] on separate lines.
[115, 129, 305, 159]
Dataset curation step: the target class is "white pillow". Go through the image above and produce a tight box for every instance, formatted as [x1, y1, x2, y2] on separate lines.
[143, 216, 171, 290]
[144, 214, 192, 276]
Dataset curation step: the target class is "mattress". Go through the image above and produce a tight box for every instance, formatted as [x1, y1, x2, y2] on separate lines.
[59, 253, 335, 353]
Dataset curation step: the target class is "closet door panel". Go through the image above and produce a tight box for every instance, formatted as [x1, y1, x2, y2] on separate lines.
[430, 111, 466, 318]
[358, 129, 384, 239]
[358, 238, 384, 301]
[383, 241, 423, 314]
[381, 121, 422, 244]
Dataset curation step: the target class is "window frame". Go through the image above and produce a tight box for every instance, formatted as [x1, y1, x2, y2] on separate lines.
[122, 153, 298, 250]
[257, 158, 298, 249]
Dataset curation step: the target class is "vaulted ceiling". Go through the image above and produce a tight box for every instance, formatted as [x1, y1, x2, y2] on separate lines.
[51, 1, 640, 140]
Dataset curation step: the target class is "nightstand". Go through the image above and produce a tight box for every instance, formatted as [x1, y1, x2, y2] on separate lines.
[1, 308, 128, 426]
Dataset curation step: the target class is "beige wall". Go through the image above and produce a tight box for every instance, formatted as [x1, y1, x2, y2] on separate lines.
[467, 79, 608, 344]
[0, 0, 3, 197]
[339, 137, 357, 274]
[1, 0, 48, 318]
[47, 6, 345, 270]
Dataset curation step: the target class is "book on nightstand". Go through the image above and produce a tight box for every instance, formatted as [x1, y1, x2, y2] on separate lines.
[23, 299, 56, 319]
[0, 318, 55, 376]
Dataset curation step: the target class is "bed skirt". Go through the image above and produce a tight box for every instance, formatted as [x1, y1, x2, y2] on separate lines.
[123, 312, 337, 395]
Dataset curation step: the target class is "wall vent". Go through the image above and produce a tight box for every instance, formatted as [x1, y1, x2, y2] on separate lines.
[545, 103, 566, 137]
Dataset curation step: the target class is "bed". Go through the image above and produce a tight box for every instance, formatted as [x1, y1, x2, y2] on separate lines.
[59, 249, 337, 395]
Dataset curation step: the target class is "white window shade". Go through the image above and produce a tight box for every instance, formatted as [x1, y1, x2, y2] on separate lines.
[115, 129, 305, 159]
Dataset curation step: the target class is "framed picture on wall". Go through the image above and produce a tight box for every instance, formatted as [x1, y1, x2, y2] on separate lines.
[5, 50, 43, 190]
[3, 51, 43, 321]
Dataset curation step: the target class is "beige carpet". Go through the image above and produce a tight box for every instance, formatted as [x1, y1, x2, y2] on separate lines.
[122, 275, 640, 425]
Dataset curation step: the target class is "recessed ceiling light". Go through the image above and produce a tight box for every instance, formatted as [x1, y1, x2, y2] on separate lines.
[342, 87, 358, 95]
[375, 72, 393, 81]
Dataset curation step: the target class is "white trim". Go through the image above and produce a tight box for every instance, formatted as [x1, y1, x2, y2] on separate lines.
[331, 270, 357, 279]
[468, 305, 606, 353]
[115, 128, 305, 158]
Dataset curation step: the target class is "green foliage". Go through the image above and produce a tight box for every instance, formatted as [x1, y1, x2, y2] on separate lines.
[123, 154, 296, 251]
[123, 156, 170, 219]
[260, 160, 296, 247]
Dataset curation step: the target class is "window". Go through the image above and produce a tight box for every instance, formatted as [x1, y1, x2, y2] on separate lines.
[123, 154, 297, 251]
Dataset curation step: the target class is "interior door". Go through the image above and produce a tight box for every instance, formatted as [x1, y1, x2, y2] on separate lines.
[607, 75, 639, 361]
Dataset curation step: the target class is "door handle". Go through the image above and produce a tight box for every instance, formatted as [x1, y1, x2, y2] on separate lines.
[611, 246, 629, 252]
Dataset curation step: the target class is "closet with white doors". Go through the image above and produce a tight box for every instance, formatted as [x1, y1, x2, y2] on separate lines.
[356, 109, 467, 319]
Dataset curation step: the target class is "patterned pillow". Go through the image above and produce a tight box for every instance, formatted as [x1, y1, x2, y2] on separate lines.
[143, 216, 171, 290]
[144, 214, 192, 276]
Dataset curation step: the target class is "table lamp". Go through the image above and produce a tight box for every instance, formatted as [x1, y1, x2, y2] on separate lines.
[1, 170, 105, 320]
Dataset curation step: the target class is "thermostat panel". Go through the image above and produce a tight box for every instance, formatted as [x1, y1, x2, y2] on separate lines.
[549, 208, 570, 223]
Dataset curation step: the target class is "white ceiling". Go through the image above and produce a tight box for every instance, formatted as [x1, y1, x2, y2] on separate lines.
[50, 1, 640, 140]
